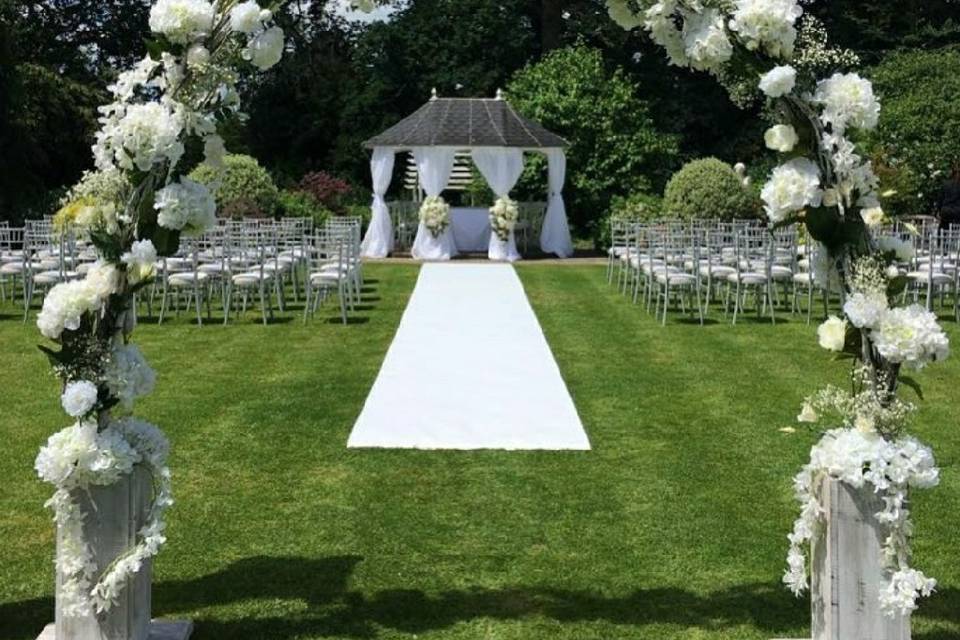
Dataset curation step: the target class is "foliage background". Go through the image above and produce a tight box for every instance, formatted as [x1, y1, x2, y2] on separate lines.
[2, 0, 959, 235]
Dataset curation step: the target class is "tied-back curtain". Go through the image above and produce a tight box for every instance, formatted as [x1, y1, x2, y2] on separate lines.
[361, 147, 396, 258]
[471, 148, 524, 197]
[413, 147, 457, 197]
[540, 148, 574, 258]
[472, 147, 525, 262]
[411, 147, 458, 260]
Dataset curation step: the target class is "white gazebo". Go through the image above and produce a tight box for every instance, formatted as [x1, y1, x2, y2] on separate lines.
[360, 90, 575, 261]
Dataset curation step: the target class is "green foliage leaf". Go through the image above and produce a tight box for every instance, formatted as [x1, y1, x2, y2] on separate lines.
[899, 375, 925, 400]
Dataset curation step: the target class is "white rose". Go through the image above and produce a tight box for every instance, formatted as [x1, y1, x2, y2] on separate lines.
[817, 316, 847, 352]
[230, 0, 263, 34]
[860, 206, 884, 227]
[765, 124, 799, 153]
[61, 380, 99, 418]
[759, 65, 796, 98]
[244, 26, 284, 71]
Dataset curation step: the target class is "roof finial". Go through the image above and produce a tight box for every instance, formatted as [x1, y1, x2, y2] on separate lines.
[430, 87, 438, 101]
[495, 88, 504, 100]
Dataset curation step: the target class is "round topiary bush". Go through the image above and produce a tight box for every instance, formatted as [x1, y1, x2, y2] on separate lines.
[662, 158, 759, 221]
[190, 154, 279, 217]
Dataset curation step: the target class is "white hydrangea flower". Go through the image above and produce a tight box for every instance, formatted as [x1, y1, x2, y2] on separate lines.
[121, 239, 158, 284]
[879, 569, 937, 617]
[873, 305, 950, 369]
[877, 235, 915, 263]
[244, 26, 284, 71]
[843, 292, 888, 329]
[148, 0, 215, 45]
[682, 9, 733, 72]
[96, 101, 185, 172]
[761, 157, 823, 223]
[84, 262, 121, 299]
[37, 279, 105, 340]
[229, 0, 264, 34]
[758, 64, 796, 98]
[35, 422, 139, 489]
[764, 124, 799, 153]
[816, 315, 847, 352]
[812, 72, 881, 133]
[105, 344, 157, 410]
[61, 381, 99, 418]
[154, 177, 217, 235]
[728, 0, 803, 59]
[606, 0, 643, 30]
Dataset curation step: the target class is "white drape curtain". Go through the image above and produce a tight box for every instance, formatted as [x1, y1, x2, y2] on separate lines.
[360, 147, 396, 258]
[471, 148, 524, 262]
[411, 147, 459, 260]
[540, 148, 574, 258]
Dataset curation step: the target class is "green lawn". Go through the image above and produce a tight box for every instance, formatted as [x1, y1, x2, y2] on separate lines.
[1, 263, 958, 640]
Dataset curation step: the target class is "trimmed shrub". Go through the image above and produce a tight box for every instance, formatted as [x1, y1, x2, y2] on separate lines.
[278, 189, 331, 227]
[662, 158, 759, 221]
[190, 154, 279, 216]
[599, 192, 662, 247]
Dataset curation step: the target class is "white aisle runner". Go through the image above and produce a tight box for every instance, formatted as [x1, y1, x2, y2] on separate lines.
[348, 263, 590, 450]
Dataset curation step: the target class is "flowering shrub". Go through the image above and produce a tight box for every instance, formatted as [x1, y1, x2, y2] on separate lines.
[190, 153, 279, 216]
[606, 0, 949, 618]
[34, 0, 285, 618]
[662, 158, 760, 221]
[298, 171, 352, 213]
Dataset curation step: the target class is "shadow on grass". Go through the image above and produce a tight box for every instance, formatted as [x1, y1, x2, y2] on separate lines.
[4, 557, 959, 640]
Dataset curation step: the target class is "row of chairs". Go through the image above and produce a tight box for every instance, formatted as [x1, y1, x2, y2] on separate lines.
[0, 217, 366, 326]
[607, 219, 960, 326]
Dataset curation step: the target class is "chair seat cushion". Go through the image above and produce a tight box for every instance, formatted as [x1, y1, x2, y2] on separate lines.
[907, 271, 952, 285]
[169, 272, 210, 285]
[655, 272, 697, 285]
[727, 272, 768, 285]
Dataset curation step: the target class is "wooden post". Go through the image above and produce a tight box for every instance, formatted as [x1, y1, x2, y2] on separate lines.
[777, 476, 911, 640]
[55, 466, 153, 640]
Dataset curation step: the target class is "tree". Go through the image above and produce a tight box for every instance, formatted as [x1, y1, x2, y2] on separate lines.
[507, 44, 680, 240]
[866, 46, 960, 215]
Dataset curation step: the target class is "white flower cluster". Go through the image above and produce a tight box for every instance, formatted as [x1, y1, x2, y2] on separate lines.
[728, 0, 803, 59]
[761, 157, 822, 223]
[489, 197, 519, 242]
[149, 0, 214, 45]
[37, 278, 106, 340]
[154, 177, 218, 235]
[759, 65, 796, 98]
[812, 72, 881, 135]
[764, 124, 798, 153]
[230, 1, 284, 71]
[121, 239, 159, 284]
[104, 344, 157, 410]
[419, 195, 451, 238]
[873, 305, 950, 370]
[61, 381, 99, 419]
[36, 419, 171, 617]
[785, 428, 939, 617]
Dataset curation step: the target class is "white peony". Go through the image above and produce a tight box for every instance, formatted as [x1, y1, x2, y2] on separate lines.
[860, 206, 884, 227]
[84, 262, 121, 299]
[154, 178, 217, 235]
[105, 344, 157, 410]
[37, 279, 105, 340]
[873, 305, 950, 369]
[244, 26, 284, 71]
[682, 9, 733, 72]
[121, 239, 158, 284]
[61, 381, 99, 418]
[761, 157, 822, 223]
[843, 292, 888, 329]
[728, 0, 803, 59]
[148, 0, 215, 45]
[877, 235, 915, 263]
[817, 316, 847, 352]
[764, 124, 799, 153]
[229, 1, 264, 34]
[758, 64, 796, 98]
[812, 72, 881, 133]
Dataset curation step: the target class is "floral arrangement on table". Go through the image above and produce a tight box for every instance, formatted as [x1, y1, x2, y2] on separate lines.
[33, 0, 285, 619]
[489, 196, 519, 242]
[419, 195, 451, 238]
[606, 0, 949, 618]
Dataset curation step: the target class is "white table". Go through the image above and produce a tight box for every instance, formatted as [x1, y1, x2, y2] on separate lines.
[450, 207, 491, 252]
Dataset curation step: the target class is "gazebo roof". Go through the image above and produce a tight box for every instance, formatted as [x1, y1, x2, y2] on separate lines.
[363, 93, 568, 150]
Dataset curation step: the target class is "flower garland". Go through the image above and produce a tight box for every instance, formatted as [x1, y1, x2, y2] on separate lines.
[419, 195, 451, 238]
[489, 197, 519, 242]
[35, 0, 285, 618]
[605, 0, 950, 616]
